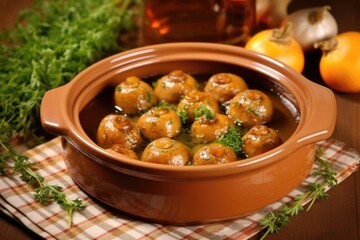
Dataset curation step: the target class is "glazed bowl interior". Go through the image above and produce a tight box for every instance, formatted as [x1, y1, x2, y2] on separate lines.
[50, 42, 335, 175]
[80, 60, 299, 159]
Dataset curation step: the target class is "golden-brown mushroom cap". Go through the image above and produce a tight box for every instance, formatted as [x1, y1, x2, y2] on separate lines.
[97, 114, 142, 150]
[204, 73, 248, 103]
[177, 90, 220, 123]
[227, 89, 273, 128]
[193, 143, 237, 165]
[241, 124, 283, 158]
[141, 137, 191, 166]
[106, 144, 139, 160]
[190, 113, 235, 144]
[154, 70, 198, 103]
[137, 107, 182, 141]
[114, 76, 157, 115]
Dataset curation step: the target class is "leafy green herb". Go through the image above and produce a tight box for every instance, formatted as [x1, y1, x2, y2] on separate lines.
[151, 80, 158, 89]
[1, 139, 86, 226]
[177, 107, 189, 124]
[194, 105, 215, 120]
[0, 0, 138, 226]
[116, 85, 122, 92]
[157, 101, 176, 111]
[146, 91, 154, 104]
[216, 126, 243, 156]
[259, 149, 338, 239]
[0, 0, 136, 140]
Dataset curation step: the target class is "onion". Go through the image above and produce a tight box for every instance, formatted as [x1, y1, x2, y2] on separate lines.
[282, 6, 338, 52]
[314, 32, 360, 93]
[245, 23, 305, 73]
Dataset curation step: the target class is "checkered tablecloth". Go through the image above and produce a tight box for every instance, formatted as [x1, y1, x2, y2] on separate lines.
[1, 137, 359, 239]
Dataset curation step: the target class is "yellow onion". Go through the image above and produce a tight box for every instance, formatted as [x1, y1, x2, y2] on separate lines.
[245, 23, 305, 73]
[314, 32, 360, 93]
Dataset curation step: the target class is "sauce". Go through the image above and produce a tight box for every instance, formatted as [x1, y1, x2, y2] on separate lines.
[80, 72, 299, 160]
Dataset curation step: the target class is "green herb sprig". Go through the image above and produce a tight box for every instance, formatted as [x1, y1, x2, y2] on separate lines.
[0, 0, 136, 140]
[216, 126, 243, 156]
[259, 149, 338, 239]
[0, 138, 86, 226]
[0, 0, 138, 226]
[177, 107, 189, 125]
[194, 105, 216, 120]
[157, 101, 177, 111]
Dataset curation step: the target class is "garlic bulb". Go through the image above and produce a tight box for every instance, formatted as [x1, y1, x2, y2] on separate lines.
[282, 6, 338, 52]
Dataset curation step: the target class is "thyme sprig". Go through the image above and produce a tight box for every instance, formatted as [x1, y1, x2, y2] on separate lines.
[259, 148, 338, 239]
[1, 138, 86, 226]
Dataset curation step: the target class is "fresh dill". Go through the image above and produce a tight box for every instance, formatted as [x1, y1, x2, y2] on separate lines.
[0, 0, 138, 226]
[0, 0, 136, 140]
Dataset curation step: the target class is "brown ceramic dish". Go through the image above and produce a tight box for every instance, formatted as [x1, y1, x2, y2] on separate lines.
[40, 42, 336, 225]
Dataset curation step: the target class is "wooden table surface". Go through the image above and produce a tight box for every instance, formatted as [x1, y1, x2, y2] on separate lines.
[1, 1, 359, 239]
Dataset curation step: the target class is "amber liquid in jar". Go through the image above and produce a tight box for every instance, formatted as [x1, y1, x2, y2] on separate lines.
[141, 0, 255, 46]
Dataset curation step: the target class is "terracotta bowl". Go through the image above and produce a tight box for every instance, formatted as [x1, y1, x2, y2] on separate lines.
[40, 42, 336, 225]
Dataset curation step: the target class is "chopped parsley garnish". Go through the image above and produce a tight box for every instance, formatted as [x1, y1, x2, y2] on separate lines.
[194, 105, 215, 120]
[216, 126, 243, 156]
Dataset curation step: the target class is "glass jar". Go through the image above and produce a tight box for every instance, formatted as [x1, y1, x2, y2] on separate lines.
[141, 0, 256, 46]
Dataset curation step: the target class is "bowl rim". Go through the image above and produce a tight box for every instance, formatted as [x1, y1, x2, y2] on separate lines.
[41, 42, 336, 178]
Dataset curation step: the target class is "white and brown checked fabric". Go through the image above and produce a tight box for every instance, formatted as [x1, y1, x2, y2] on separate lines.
[1, 137, 359, 240]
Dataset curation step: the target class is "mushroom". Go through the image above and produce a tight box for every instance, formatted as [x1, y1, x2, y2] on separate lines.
[204, 72, 248, 104]
[193, 143, 237, 165]
[97, 114, 142, 150]
[141, 137, 191, 166]
[114, 76, 157, 115]
[177, 89, 220, 123]
[154, 70, 198, 103]
[241, 124, 283, 157]
[190, 113, 235, 144]
[137, 107, 182, 140]
[227, 89, 273, 128]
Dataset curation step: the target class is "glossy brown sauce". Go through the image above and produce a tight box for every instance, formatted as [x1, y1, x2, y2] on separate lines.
[80, 72, 299, 158]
